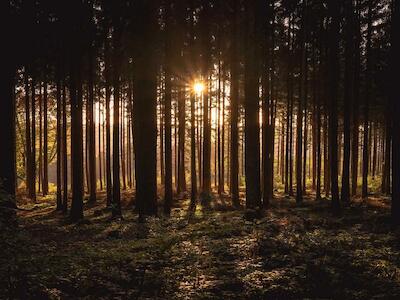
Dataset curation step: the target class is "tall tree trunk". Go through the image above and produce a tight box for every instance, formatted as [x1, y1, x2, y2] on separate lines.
[164, 4, 173, 214]
[296, 2, 306, 203]
[0, 60, 16, 201]
[69, 62, 84, 221]
[62, 83, 68, 213]
[39, 84, 42, 193]
[105, 38, 113, 207]
[24, 72, 34, 199]
[202, 82, 211, 204]
[244, 0, 261, 209]
[230, 0, 240, 207]
[43, 81, 49, 195]
[112, 26, 122, 217]
[221, 69, 226, 194]
[382, 105, 391, 194]
[362, 0, 373, 200]
[98, 92, 103, 191]
[88, 47, 96, 203]
[390, 0, 400, 225]
[56, 72, 63, 210]
[341, 0, 354, 204]
[31, 77, 37, 200]
[134, 1, 158, 218]
[351, 2, 361, 196]
[327, 0, 341, 213]
[178, 88, 187, 194]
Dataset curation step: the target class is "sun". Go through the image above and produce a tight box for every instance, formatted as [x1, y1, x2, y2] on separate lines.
[193, 82, 205, 95]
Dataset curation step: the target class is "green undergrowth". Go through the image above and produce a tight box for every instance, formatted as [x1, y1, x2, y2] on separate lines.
[1, 193, 400, 299]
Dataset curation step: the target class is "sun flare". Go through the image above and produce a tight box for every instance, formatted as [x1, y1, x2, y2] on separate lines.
[193, 82, 205, 95]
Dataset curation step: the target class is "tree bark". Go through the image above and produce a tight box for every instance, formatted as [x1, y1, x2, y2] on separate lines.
[244, 0, 261, 209]
[133, 1, 158, 218]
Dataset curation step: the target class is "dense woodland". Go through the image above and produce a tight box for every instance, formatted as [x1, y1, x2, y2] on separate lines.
[1, 0, 400, 298]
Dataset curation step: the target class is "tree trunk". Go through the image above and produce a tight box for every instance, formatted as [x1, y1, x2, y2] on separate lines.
[390, 0, 400, 225]
[362, 0, 373, 200]
[25, 72, 34, 199]
[164, 4, 173, 214]
[327, 0, 341, 213]
[43, 81, 49, 195]
[341, 0, 354, 204]
[133, 1, 158, 218]
[88, 46, 96, 203]
[230, 0, 240, 207]
[178, 88, 187, 194]
[0, 61, 16, 200]
[56, 73, 62, 210]
[244, 0, 261, 209]
[112, 26, 122, 217]
[69, 62, 84, 221]
[62, 83, 68, 213]
[31, 77, 37, 201]
[105, 38, 113, 207]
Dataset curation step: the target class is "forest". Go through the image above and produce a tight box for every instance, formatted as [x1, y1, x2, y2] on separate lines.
[1, 0, 400, 298]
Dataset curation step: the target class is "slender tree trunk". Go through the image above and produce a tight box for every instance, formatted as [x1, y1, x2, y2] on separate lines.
[221, 69, 226, 194]
[341, 0, 354, 204]
[112, 26, 122, 217]
[230, 0, 240, 207]
[62, 83, 68, 213]
[69, 61, 84, 221]
[164, 5, 173, 214]
[43, 81, 49, 195]
[25, 72, 34, 199]
[327, 0, 341, 213]
[351, 12, 361, 197]
[56, 73, 62, 210]
[390, 0, 399, 225]
[98, 92, 103, 191]
[382, 106, 391, 194]
[121, 97, 126, 190]
[190, 92, 197, 208]
[134, 1, 158, 218]
[178, 88, 187, 194]
[105, 37, 113, 206]
[244, 0, 261, 209]
[0, 60, 16, 200]
[39, 84, 42, 193]
[31, 77, 37, 200]
[362, 0, 373, 200]
[88, 47, 96, 202]
[296, 2, 306, 203]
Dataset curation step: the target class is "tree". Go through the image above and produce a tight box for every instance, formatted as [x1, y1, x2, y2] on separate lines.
[200, 2, 212, 205]
[362, 0, 373, 200]
[230, 0, 240, 207]
[327, 0, 341, 213]
[164, 1, 173, 215]
[341, 0, 355, 204]
[390, 0, 400, 224]
[111, 16, 122, 218]
[0, 50, 16, 201]
[244, 0, 261, 209]
[56, 65, 63, 210]
[69, 60, 84, 221]
[104, 36, 113, 207]
[43, 81, 49, 195]
[133, 0, 158, 218]
[88, 41, 96, 203]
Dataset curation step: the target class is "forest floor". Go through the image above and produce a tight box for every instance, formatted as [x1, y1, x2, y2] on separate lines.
[2, 192, 400, 299]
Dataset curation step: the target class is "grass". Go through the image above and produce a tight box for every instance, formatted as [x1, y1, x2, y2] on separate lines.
[1, 192, 400, 299]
